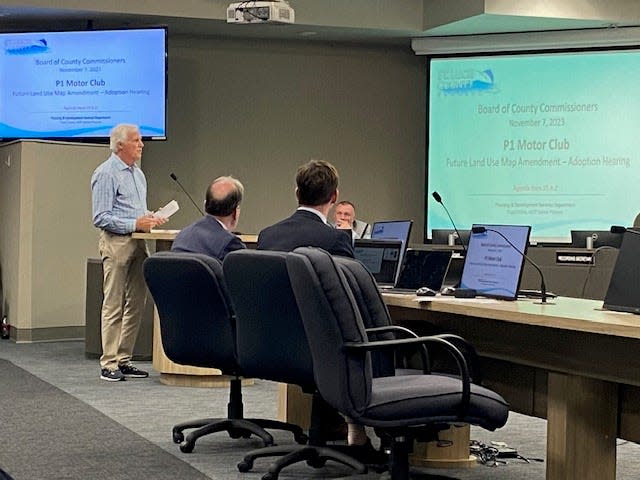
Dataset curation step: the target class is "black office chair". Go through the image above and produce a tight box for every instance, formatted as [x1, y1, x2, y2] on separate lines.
[143, 251, 306, 453]
[286, 247, 510, 480]
[223, 249, 369, 480]
[334, 255, 482, 382]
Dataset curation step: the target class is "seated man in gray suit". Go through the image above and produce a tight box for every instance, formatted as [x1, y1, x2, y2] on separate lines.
[258, 159, 353, 257]
[171, 176, 246, 260]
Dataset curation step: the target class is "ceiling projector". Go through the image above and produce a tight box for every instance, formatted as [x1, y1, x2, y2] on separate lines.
[227, 1, 295, 24]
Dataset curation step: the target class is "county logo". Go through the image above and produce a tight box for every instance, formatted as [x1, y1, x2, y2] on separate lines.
[5, 38, 49, 55]
[438, 69, 497, 95]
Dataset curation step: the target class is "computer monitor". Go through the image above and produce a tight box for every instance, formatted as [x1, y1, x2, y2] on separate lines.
[570, 230, 625, 249]
[370, 220, 413, 284]
[460, 224, 532, 300]
[603, 229, 640, 314]
[431, 229, 471, 247]
[353, 239, 403, 287]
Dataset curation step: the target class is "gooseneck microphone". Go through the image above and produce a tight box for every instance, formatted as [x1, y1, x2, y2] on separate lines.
[472, 226, 553, 304]
[170, 173, 205, 217]
[432, 191, 467, 253]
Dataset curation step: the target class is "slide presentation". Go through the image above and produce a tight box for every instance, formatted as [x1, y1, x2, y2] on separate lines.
[427, 49, 640, 242]
[0, 28, 166, 139]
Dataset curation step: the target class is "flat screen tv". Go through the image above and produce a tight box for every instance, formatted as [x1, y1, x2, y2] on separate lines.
[0, 27, 167, 141]
[460, 224, 531, 300]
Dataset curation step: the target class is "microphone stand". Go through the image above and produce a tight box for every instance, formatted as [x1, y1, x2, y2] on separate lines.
[170, 173, 205, 216]
[472, 226, 553, 305]
[432, 191, 467, 254]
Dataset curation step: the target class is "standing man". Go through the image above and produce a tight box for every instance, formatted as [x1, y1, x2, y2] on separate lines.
[171, 176, 246, 260]
[91, 123, 166, 382]
[258, 159, 353, 257]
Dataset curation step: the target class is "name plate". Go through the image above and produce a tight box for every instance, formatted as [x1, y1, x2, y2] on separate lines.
[556, 250, 594, 265]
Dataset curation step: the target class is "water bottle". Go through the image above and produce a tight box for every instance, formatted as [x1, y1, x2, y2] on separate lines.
[1, 316, 9, 339]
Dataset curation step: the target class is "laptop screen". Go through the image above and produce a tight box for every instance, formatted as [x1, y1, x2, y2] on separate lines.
[370, 220, 413, 284]
[603, 229, 640, 314]
[461, 224, 531, 300]
[396, 249, 453, 290]
[353, 239, 403, 286]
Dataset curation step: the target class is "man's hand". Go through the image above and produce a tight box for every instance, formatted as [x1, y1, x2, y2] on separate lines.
[335, 220, 352, 230]
[136, 214, 167, 232]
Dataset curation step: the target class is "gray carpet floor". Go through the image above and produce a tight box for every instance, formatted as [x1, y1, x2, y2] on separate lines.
[0, 340, 638, 479]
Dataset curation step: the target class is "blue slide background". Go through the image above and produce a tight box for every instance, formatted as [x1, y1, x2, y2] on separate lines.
[0, 28, 166, 139]
[427, 50, 640, 242]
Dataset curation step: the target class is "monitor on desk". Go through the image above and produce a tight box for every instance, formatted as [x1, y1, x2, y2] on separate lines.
[431, 229, 471, 246]
[461, 224, 531, 300]
[370, 220, 413, 284]
[603, 229, 640, 314]
[570, 230, 624, 249]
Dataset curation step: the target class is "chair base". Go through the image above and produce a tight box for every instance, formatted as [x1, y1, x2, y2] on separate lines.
[238, 444, 368, 480]
[173, 417, 307, 453]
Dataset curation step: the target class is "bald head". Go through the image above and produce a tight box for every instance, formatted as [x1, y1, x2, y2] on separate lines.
[204, 176, 244, 218]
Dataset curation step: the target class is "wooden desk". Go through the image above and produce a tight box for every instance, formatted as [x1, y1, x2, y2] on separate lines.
[133, 230, 258, 386]
[383, 294, 640, 480]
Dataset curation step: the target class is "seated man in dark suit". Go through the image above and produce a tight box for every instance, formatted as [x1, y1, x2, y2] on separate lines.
[259, 160, 373, 446]
[258, 159, 353, 257]
[171, 176, 246, 260]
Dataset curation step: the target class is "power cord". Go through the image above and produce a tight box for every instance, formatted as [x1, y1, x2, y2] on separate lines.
[470, 440, 544, 467]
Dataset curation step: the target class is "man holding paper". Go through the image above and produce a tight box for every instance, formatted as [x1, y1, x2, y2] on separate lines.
[91, 123, 167, 382]
[171, 176, 246, 260]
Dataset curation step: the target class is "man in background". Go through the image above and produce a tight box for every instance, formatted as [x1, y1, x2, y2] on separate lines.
[91, 123, 167, 382]
[333, 200, 369, 240]
[258, 159, 353, 257]
[171, 176, 246, 260]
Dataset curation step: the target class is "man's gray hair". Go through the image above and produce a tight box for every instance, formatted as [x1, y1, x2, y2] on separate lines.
[205, 176, 245, 217]
[109, 124, 139, 152]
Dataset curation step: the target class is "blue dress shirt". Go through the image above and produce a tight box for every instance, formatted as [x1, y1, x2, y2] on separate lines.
[91, 153, 148, 234]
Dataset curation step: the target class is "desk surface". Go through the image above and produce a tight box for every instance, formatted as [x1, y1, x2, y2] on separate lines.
[383, 294, 640, 339]
[383, 293, 639, 479]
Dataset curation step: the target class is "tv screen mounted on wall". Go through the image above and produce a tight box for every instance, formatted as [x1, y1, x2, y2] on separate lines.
[0, 26, 167, 142]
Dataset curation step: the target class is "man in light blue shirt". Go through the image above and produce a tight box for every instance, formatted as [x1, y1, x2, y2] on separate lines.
[91, 123, 166, 382]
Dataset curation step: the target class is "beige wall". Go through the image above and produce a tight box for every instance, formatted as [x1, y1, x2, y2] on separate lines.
[144, 37, 426, 240]
[0, 141, 106, 340]
[0, 36, 426, 339]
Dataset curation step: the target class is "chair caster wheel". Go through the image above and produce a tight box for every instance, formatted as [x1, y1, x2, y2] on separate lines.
[262, 473, 278, 480]
[172, 430, 184, 444]
[179, 441, 194, 453]
[237, 460, 253, 472]
[295, 433, 309, 444]
[228, 428, 242, 439]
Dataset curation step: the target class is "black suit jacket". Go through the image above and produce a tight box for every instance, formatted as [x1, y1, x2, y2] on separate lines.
[258, 210, 354, 258]
[171, 215, 245, 260]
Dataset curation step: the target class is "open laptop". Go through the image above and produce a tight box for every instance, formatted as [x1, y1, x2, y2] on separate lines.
[353, 239, 404, 288]
[384, 249, 453, 293]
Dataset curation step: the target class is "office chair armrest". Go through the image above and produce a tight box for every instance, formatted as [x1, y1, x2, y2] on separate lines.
[430, 334, 483, 384]
[344, 336, 471, 416]
[365, 325, 431, 373]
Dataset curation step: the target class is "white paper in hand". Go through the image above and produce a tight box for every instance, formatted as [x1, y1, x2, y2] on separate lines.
[155, 200, 179, 219]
